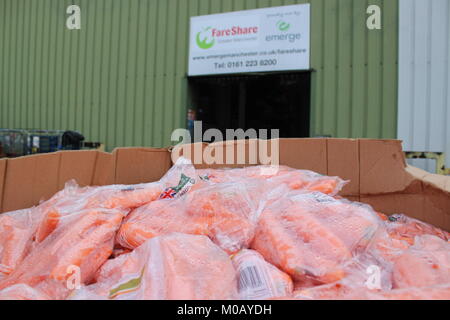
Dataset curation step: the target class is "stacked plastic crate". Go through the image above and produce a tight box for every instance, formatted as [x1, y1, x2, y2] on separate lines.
[0, 129, 29, 157]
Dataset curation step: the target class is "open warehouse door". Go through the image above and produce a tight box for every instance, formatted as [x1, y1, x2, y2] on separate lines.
[188, 71, 311, 142]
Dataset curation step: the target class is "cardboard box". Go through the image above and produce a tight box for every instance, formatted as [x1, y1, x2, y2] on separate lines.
[0, 139, 449, 231]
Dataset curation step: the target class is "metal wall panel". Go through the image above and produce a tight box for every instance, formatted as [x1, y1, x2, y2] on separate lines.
[398, 0, 450, 172]
[0, 0, 398, 150]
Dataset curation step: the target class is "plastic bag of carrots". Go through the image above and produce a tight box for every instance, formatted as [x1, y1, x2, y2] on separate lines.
[0, 208, 42, 278]
[251, 191, 383, 285]
[197, 165, 347, 195]
[117, 181, 263, 254]
[70, 233, 238, 300]
[232, 249, 293, 300]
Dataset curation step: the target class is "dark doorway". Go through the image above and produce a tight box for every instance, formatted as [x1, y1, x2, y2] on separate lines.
[188, 71, 311, 142]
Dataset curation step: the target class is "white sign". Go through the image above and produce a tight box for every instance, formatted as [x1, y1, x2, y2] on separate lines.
[188, 4, 310, 76]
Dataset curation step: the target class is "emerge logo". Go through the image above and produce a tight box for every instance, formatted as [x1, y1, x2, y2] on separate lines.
[277, 20, 290, 32]
[266, 20, 301, 43]
[196, 27, 215, 49]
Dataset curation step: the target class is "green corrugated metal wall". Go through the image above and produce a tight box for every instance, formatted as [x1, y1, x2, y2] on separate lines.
[0, 0, 398, 151]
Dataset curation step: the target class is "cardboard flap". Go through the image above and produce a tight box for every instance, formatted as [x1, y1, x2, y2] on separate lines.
[278, 138, 327, 174]
[327, 139, 359, 196]
[58, 150, 98, 189]
[404, 165, 450, 194]
[361, 192, 450, 232]
[405, 165, 430, 180]
[2, 153, 61, 212]
[114, 147, 172, 185]
[93, 151, 115, 186]
[422, 175, 450, 193]
[422, 187, 450, 230]
[360, 139, 415, 195]
[0, 159, 6, 212]
[361, 194, 426, 221]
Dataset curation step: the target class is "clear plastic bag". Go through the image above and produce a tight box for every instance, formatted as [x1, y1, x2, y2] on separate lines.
[385, 213, 450, 245]
[0, 284, 50, 300]
[197, 165, 347, 196]
[294, 283, 450, 300]
[117, 181, 262, 254]
[36, 157, 199, 241]
[0, 208, 43, 277]
[251, 192, 383, 284]
[0, 208, 126, 299]
[232, 249, 293, 300]
[71, 233, 238, 300]
[370, 284, 450, 300]
[391, 235, 450, 289]
[290, 221, 450, 300]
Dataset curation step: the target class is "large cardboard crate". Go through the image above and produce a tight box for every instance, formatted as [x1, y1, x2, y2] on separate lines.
[0, 139, 448, 231]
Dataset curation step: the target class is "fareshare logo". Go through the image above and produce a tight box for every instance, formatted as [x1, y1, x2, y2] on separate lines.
[277, 20, 290, 32]
[196, 26, 215, 49]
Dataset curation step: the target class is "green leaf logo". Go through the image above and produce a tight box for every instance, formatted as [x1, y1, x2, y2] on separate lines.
[196, 27, 215, 49]
[277, 20, 291, 32]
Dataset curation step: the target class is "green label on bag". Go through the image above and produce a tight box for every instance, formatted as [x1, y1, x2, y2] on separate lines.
[109, 267, 145, 299]
[174, 174, 195, 193]
[160, 174, 195, 199]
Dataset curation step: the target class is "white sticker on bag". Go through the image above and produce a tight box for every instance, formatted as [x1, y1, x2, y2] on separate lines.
[238, 265, 272, 299]
[292, 192, 336, 203]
